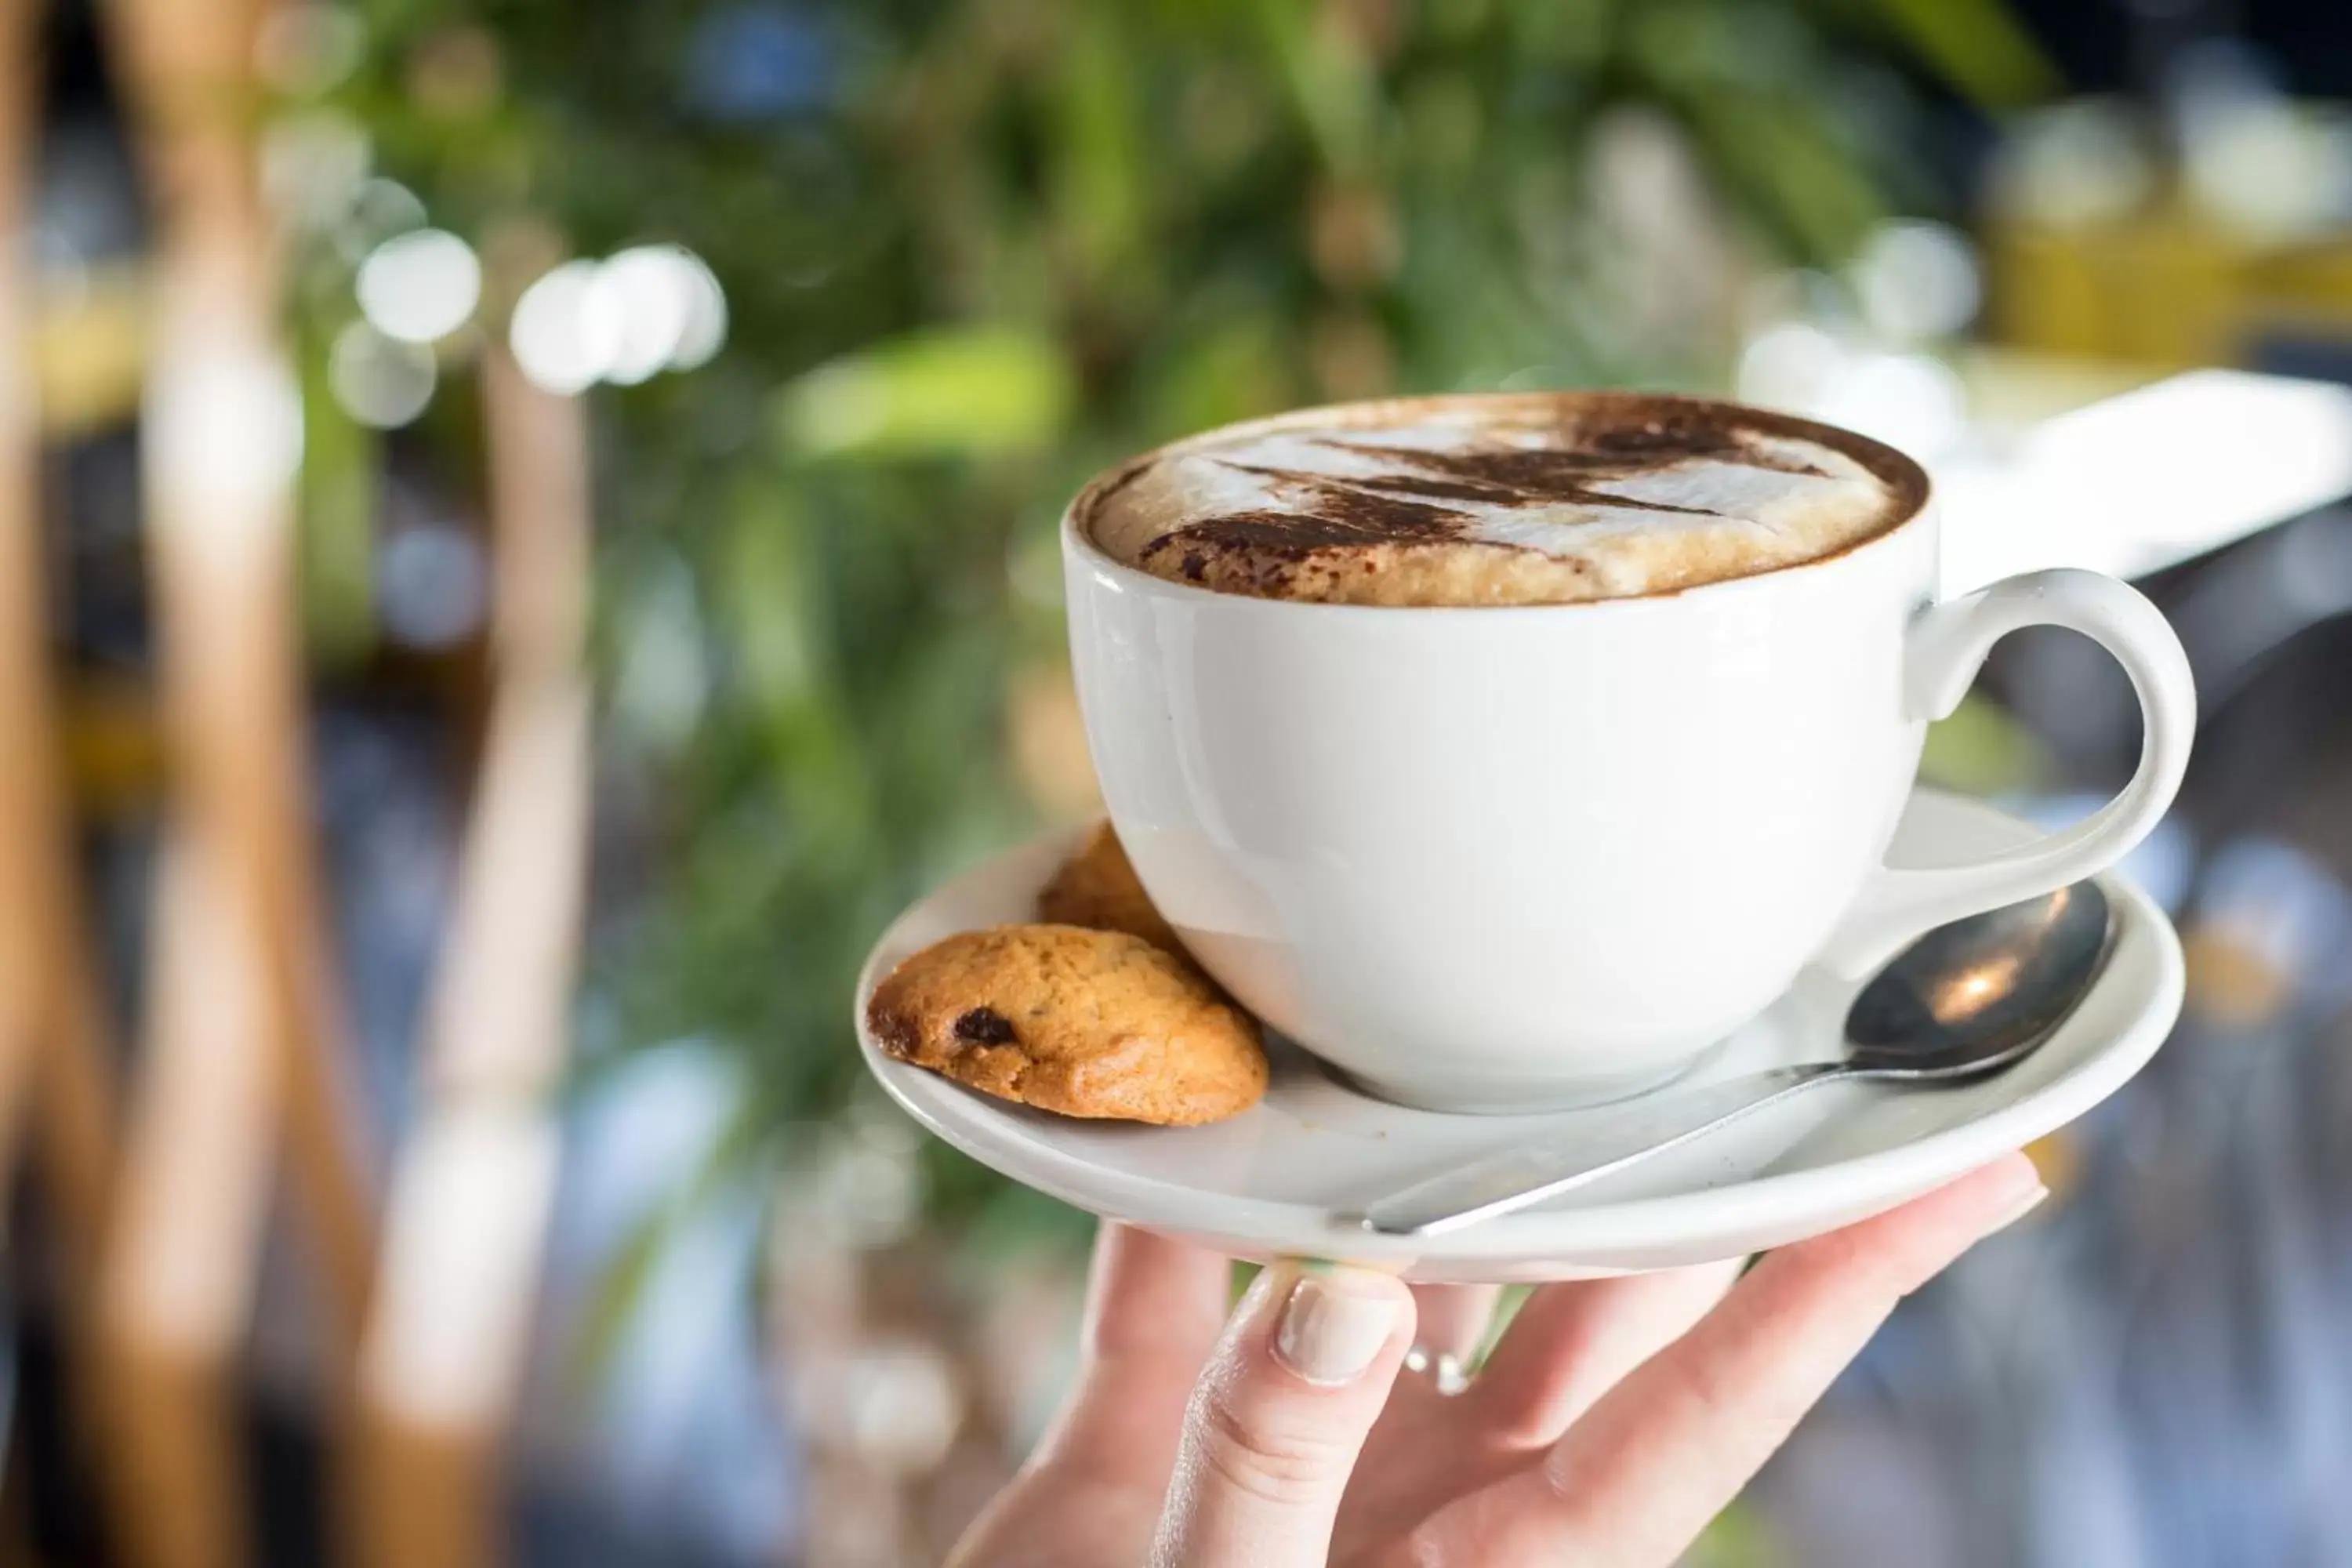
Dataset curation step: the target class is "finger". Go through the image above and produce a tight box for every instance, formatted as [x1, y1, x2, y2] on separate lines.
[1418, 1155, 2044, 1566]
[1081, 1222, 1232, 1368]
[948, 1226, 1232, 1568]
[1341, 1282, 1496, 1541]
[1464, 1259, 1741, 1448]
[1341, 1263, 1737, 1560]
[1410, 1283, 1501, 1365]
[1155, 1261, 1417, 1567]
[1355, 1283, 1497, 1486]
[1046, 1224, 1233, 1476]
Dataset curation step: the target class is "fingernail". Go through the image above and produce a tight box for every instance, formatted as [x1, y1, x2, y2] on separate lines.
[1986, 1177, 2051, 1235]
[1273, 1269, 1399, 1385]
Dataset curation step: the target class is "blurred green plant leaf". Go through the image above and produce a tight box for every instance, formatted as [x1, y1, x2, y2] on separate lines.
[1051, 8, 1150, 292]
[775, 325, 1076, 460]
[1141, 308, 1292, 439]
[1261, 0, 1381, 176]
[1675, 90, 1889, 263]
[1861, 0, 2058, 109]
[292, 318, 380, 668]
[718, 485, 827, 714]
[1921, 691, 2049, 796]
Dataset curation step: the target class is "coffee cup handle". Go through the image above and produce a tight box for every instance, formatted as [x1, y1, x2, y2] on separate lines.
[1816, 568, 2195, 979]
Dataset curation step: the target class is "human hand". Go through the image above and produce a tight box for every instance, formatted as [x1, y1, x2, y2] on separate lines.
[948, 1153, 2044, 1566]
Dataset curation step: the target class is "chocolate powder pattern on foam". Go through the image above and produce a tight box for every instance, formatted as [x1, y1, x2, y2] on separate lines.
[1135, 417, 1840, 586]
[1139, 489, 1472, 587]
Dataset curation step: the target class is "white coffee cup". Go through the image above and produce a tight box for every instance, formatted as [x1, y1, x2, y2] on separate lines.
[1063, 393, 2194, 1113]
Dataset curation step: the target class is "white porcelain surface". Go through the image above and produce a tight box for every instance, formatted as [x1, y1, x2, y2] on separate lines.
[856, 789, 2184, 1283]
[1063, 401, 2194, 1111]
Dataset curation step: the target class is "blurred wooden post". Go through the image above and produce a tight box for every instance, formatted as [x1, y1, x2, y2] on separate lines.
[97, 841, 272, 1568]
[99, 0, 379, 1562]
[103, 0, 378, 1353]
[0, 0, 120, 1296]
[351, 339, 590, 1568]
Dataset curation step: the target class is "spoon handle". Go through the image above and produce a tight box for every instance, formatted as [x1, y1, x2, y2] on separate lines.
[1353, 1063, 1846, 1236]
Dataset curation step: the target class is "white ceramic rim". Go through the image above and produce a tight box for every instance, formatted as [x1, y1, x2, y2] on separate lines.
[855, 791, 2184, 1265]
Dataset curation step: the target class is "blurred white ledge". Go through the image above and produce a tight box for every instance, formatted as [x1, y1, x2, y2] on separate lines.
[1936, 369, 2352, 593]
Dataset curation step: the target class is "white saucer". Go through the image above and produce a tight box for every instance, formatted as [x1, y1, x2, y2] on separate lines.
[855, 789, 2183, 1282]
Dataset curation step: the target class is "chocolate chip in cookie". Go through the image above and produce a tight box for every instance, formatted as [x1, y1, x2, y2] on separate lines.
[1037, 822, 1185, 956]
[866, 924, 1265, 1125]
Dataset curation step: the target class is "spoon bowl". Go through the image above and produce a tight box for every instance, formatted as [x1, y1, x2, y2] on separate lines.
[1846, 879, 2114, 1077]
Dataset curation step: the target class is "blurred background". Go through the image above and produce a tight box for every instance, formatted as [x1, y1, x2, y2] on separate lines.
[5, 0, 2352, 1563]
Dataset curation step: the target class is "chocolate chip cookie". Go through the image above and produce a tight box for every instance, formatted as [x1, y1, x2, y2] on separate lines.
[866, 924, 1265, 1125]
[1036, 821, 1185, 956]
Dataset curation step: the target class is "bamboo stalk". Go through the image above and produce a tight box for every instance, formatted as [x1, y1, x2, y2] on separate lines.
[96, 837, 270, 1568]
[351, 343, 590, 1568]
[418, 342, 590, 1105]
[91, 5, 289, 1562]
[99, 0, 379, 1560]
[103, 0, 379, 1359]
[0, 0, 119, 1305]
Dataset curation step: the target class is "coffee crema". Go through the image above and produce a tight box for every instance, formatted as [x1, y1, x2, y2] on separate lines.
[1080, 393, 1922, 606]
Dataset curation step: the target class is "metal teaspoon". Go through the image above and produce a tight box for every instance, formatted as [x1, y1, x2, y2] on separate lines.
[1354, 880, 2114, 1237]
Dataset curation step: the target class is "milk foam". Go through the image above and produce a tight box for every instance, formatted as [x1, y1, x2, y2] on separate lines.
[1087, 399, 1907, 605]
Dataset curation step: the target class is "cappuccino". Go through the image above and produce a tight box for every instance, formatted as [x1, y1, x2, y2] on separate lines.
[1083, 393, 1919, 607]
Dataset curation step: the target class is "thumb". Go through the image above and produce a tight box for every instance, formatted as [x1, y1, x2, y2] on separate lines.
[1154, 1261, 1416, 1567]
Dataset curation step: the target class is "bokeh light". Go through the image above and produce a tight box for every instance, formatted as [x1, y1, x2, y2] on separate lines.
[339, 177, 430, 260]
[1736, 321, 1846, 411]
[255, 4, 367, 96]
[509, 260, 620, 395]
[684, 5, 834, 121]
[2185, 103, 2352, 241]
[510, 248, 727, 394]
[1852, 222, 1981, 345]
[1988, 98, 2156, 228]
[379, 524, 489, 648]
[329, 320, 437, 427]
[595, 245, 704, 383]
[1809, 352, 1969, 463]
[261, 109, 370, 231]
[662, 249, 728, 370]
[144, 342, 305, 521]
[356, 228, 481, 344]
